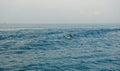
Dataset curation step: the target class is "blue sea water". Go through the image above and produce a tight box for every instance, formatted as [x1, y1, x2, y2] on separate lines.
[0, 24, 120, 71]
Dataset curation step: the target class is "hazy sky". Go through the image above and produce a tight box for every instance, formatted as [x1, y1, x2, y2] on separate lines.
[0, 0, 120, 24]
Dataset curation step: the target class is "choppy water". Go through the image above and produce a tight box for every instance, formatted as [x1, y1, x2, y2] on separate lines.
[0, 24, 120, 71]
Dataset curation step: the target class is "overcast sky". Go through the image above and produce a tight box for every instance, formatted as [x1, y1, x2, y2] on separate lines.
[0, 0, 120, 24]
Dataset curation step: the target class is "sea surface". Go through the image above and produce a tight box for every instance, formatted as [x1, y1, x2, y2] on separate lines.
[0, 24, 120, 71]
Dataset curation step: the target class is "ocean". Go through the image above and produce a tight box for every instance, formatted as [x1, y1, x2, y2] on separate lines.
[0, 24, 120, 71]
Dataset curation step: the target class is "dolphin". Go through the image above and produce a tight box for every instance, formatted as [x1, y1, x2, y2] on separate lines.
[67, 34, 73, 40]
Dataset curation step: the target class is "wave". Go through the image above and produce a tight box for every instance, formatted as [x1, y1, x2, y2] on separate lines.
[0, 27, 120, 70]
[73, 28, 120, 38]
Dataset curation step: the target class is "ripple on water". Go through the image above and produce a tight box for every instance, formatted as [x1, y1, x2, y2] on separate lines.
[0, 28, 120, 70]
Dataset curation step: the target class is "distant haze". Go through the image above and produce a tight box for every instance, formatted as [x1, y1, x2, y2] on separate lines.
[0, 0, 120, 24]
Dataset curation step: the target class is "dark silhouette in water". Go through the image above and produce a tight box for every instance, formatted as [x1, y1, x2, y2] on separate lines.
[67, 34, 73, 40]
